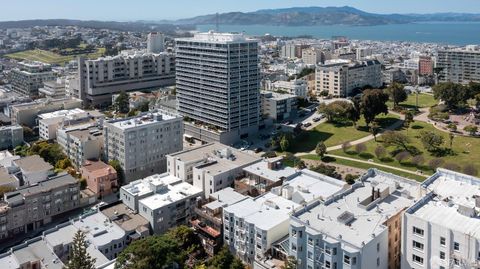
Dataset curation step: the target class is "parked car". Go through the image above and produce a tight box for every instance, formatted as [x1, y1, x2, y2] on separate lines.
[313, 117, 321, 122]
[304, 122, 312, 128]
[254, 147, 263, 153]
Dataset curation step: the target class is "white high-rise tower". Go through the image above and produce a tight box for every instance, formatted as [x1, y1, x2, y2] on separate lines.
[147, 32, 165, 53]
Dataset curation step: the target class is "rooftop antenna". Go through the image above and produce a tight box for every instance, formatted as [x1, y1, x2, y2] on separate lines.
[216, 12, 219, 32]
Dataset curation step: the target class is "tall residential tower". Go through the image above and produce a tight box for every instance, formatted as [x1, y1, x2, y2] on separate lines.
[175, 32, 260, 144]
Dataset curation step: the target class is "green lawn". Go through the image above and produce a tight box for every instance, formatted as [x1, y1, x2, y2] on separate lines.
[6, 48, 106, 65]
[301, 154, 427, 182]
[289, 113, 400, 153]
[331, 121, 480, 176]
[387, 93, 438, 109]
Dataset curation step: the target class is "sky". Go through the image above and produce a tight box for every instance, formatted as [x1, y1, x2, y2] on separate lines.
[0, 0, 480, 21]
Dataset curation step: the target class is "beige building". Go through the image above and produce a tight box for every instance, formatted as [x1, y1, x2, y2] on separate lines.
[9, 97, 83, 127]
[10, 62, 56, 97]
[57, 125, 104, 168]
[302, 47, 324, 65]
[0, 173, 81, 241]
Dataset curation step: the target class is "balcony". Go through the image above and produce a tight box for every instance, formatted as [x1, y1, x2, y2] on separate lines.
[190, 219, 221, 239]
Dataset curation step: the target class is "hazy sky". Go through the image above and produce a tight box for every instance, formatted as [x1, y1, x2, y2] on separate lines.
[1, 0, 480, 21]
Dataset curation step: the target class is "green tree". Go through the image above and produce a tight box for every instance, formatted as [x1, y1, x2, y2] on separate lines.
[447, 123, 457, 132]
[387, 83, 407, 108]
[420, 131, 444, 152]
[280, 136, 290, 152]
[114, 91, 130, 114]
[317, 101, 354, 123]
[433, 82, 469, 109]
[315, 141, 327, 159]
[138, 101, 150, 112]
[0, 186, 15, 197]
[108, 159, 125, 186]
[55, 158, 72, 170]
[382, 131, 410, 152]
[344, 174, 358, 185]
[464, 125, 478, 136]
[360, 89, 389, 127]
[63, 230, 96, 269]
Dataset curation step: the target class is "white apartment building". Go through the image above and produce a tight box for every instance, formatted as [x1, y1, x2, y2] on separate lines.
[39, 78, 66, 99]
[402, 169, 480, 269]
[289, 169, 420, 269]
[10, 62, 56, 97]
[38, 108, 103, 140]
[224, 169, 346, 265]
[57, 125, 104, 168]
[104, 111, 183, 182]
[176, 32, 260, 145]
[166, 142, 260, 196]
[266, 79, 308, 98]
[281, 43, 297, 59]
[147, 32, 165, 53]
[302, 47, 323, 65]
[76, 51, 175, 107]
[437, 46, 480, 84]
[120, 173, 202, 234]
[316, 59, 382, 97]
[356, 47, 373, 60]
[261, 91, 298, 121]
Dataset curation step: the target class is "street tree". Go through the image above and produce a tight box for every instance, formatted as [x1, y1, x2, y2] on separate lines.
[63, 230, 96, 269]
[360, 89, 389, 127]
[387, 83, 407, 108]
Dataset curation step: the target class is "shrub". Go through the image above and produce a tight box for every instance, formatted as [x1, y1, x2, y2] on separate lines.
[355, 143, 367, 154]
[374, 146, 387, 159]
[411, 155, 425, 167]
[428, 158, 444, 170]
[395, 151, 411, 163]
[344, 174, 358, 185]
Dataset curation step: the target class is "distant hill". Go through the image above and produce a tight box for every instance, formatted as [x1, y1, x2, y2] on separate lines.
[0, 19, 193, 33]
[170, 6, 480, 26]
[1, 7, 480, 29]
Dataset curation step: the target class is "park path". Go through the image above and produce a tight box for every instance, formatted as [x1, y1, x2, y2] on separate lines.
[295, 117, 405, 157]
[325, 154, 429, 178]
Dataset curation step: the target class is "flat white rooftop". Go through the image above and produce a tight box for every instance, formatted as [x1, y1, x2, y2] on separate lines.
[205, 187, 248, 211]
[122, 173, 182, 197]
[244, 157, 298, 183]
[38, 108, 86, 120]
[169, 143, 260, 176]
[108, 111, 179, 130]
[294, 169, 420, 249]
[177, 31, 256, 43]
[225, 192, 298, 231]
[409, 169, 480, 237]
[139, 181, 202, 210]
[72, 212, 126, 248]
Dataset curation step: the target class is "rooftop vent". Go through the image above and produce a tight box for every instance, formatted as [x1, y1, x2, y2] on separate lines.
[337, 211, 355, 225]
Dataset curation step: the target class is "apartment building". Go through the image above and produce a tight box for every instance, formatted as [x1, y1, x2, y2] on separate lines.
[120, 173, 202, 234]
[225, 169, 346, 265]
[266, 80, 308, 98]
[289, 169, 420, 269]
[302, 47, 324, 65]
[0, 173, 81, 241]
[0, 125, 23, 150]
[13, 155, 54, 186]
[191, 187, 248, 256]
[437, 46, 480, 84]
[418, 56, 434, 77]
[147, 32, 165, 53]
[402, 169, 480, 269]
[39, 78, 66, 99]
[103, 111, 183, 182]
[38, 108, 104, 140]
[356, 47, 373, 60]
[57, 125, 104, 168]
[166, 142, 261, 196]
[10, 62, 56, 97]
[9, 97, 82, 127]
[316, 59, 382, 97]
[176, 31, 260, 144]
[261, 91, 298, 121]
[80, 160, 118, 197]
[76, 51, 175, 107]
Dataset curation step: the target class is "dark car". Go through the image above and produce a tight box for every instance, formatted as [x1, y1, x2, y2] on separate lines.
[313, 117, 321, 122]
[303, 122, 312, 128]
[254, 147, 263, 153]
